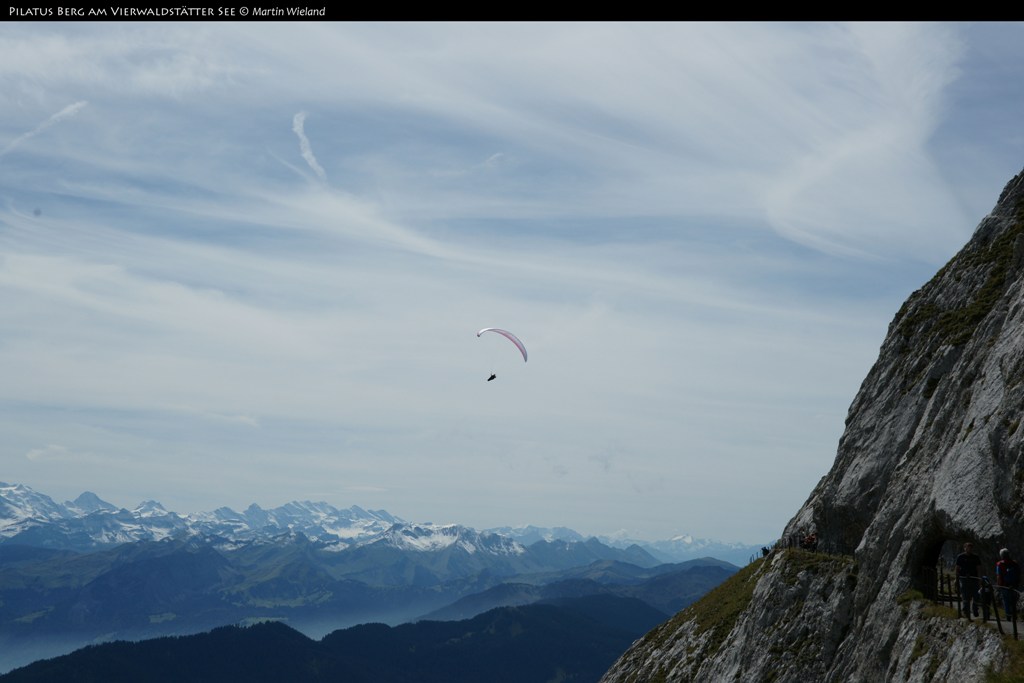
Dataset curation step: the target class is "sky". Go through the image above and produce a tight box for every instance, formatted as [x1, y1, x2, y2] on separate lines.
[2, 21, 1024, 545]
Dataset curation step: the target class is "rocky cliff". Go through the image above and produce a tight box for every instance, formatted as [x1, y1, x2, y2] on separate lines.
[602, 169, 1024, 683]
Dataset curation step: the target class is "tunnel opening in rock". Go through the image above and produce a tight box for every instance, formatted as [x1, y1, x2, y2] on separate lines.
[910, 533, 1005, 603]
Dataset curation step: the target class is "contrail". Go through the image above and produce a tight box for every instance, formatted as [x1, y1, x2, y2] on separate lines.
[292, 111, 327, 182]
[0, 101, 88, 158]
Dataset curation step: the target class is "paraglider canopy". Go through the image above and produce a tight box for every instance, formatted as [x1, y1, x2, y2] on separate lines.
[477, 328, 527, 362]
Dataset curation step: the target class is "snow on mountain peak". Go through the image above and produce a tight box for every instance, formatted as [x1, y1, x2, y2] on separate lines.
[133, 500, 169, 516]
[1, 483, 763, 563]
[0, 482, 70, 527]
[371, 523, 526, 556]
[65, 491, 117, 514]
[383, 523, 463, 551]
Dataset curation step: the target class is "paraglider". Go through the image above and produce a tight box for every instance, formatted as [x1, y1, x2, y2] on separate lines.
[476, 328, 527, 362]
[477, 328, 527, 381]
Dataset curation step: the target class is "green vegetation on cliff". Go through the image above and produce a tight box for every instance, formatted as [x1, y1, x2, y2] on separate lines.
[898, 196, 1024, 349]
[639, 555, 764, 660]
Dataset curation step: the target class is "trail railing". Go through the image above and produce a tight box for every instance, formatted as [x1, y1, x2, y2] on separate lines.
[747, 538, 1020, 640]
[935, 565, 1020, 640]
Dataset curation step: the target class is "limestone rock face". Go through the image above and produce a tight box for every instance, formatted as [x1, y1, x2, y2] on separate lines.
[602, 169, 1024, 682]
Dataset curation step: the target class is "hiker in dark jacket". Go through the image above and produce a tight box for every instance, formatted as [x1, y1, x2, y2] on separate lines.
[955, 542, 983, 620]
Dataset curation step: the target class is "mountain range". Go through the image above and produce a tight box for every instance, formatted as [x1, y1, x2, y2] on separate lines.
[0, 482, 742, 674]
[0, 482, 760, 564]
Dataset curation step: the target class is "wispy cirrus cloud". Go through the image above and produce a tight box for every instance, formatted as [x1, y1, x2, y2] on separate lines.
[292, 111, 327, 183]
[0, 100, 87, 158]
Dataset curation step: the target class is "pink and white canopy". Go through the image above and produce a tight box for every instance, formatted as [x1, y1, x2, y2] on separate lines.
[476, 328, 527, 362]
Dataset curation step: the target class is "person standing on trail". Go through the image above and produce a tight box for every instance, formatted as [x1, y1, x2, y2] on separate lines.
[996, 548, 1020, 621]
[955, 542, 983, 620]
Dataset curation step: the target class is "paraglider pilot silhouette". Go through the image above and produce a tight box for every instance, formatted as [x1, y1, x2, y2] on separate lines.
[477, 328, 527, 382]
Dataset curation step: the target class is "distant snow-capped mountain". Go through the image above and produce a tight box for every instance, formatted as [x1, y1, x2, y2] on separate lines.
[600, 532, 763, 566]
[189, 500, 399, 545]
[0, 482, 71, 524]
[0, 482, 401, 551]
[485, 522, 762, 566]
[370, 523, 526, 555]
[64, 491, 118, 515]
[0, 482, 763, 564]
[484, 524, 588, 545]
